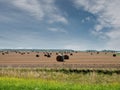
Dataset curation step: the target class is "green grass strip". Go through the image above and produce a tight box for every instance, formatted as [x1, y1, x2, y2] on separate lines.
[0, 77, 120, 90]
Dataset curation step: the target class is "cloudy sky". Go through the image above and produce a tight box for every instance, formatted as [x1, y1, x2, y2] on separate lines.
[0, 0, 120, 50]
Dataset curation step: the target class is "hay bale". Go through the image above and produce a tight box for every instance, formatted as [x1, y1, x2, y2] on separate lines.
[91, 53, 93, 55]
[75, 51, 78, 53]
[47, 54, 51, 58]
[97, 52, 99, 54]
[64, 55, 69, 59]
[50, 53, 52, 55]
[113, 54, 116, 57]
[5, 52, 9, 54]
[56, 53, 58, 55]
[21, 53, 24, 55]
[36, 54, 40, 57]
[70, 53, 73, 56]
[44, 54, 47, 57]
[105, 52, 107, 54]
[44, 53, 51, 57]
[56, 55, 64, 62]
[2, 53, 5, 55]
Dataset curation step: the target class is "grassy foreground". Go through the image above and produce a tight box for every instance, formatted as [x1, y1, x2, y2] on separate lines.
[0, 77, 120, 90]
[0, 68, 120, 90]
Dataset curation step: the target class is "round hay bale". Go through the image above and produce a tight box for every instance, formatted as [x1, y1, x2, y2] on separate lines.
[5, 52, 9, 54]
[91, 53, 93, 55]
[56, 55, 64, 62]
[50, 53, 52, 55]
[44, 54, 47, 57]
[47, 54, 51, 58]
[64, 55, 69, 59]
[21, 53, 24, 55]
[56, 53, 58, 55]
[36, 54, 39, 57]
[2, 53, 5, 55]
[70, 53, 73, 56]
[97, 52, 99, 54]
[113, 54, 116, 57]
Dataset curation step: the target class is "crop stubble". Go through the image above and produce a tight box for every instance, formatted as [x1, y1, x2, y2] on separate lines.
[0, 52, 120, 68]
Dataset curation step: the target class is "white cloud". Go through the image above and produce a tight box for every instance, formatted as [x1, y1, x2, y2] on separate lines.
[105, 29, 120, 49]
[81, 19, 85, 23]
[12, 0, 44, 20]
[74, 0, 106, 14]
[81, 16, 90, 23]
[94, 24, 104, 32]
[86, 17, 90, 21]
[9, 0, 68, 24]
[48, 28, 68, 33]
[74, 0, 120, 50]
[106, 29, 120, 39]
[48, 14, 68, 24]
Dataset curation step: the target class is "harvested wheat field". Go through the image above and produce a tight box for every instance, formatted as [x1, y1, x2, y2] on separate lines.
[0, 51, 120, 68]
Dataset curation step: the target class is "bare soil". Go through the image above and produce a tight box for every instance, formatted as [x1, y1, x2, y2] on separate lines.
[0, 52, 120, 68]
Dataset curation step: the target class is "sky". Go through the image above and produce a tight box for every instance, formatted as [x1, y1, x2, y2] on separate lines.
[0, 0, 120, 50]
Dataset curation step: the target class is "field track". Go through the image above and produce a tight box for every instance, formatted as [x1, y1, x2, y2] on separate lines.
[0, 52, 120, 68]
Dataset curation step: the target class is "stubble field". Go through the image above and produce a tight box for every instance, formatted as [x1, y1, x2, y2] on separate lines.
[0, 51, 120, 68]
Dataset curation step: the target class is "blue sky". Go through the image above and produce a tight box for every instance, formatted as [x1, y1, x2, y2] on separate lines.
[0, 0, 120, 50]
